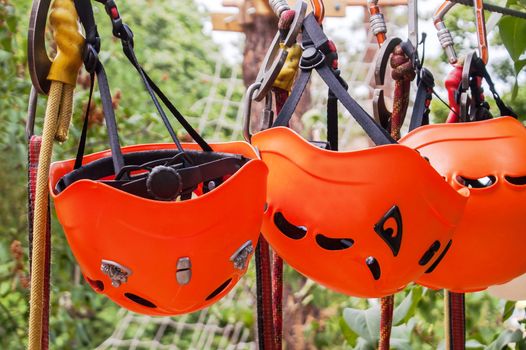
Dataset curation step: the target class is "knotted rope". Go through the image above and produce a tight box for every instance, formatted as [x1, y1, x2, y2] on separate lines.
[389, 45, 416, 140]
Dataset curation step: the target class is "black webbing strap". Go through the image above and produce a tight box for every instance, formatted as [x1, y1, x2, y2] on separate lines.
[474, 58, 518, 119]
[99, 0, 213, 152]
[327, 91, 338, 150]
[72, 0, 126, 173]
[273, 70, 311, 127]
[274, 14, 395, 146]
[409, 68, 434, 131]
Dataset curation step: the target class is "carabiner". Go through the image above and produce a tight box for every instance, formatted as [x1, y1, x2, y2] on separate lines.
[26, 87, 38, 141]
[373, 37, 403, 129]
[243, 82, 262, 142]
[310, 0, 325, 24]
[253, 0, 307, 102]
[433, 1, 458, 64]
[28, 0, 53, 95]
[473, 0, 489, 64]
[367, 0, 387, 46]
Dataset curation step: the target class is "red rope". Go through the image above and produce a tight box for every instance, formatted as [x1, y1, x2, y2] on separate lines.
[270, 88, 289, 350]
[378, 45, 415, 350]
[379, 295, 394, 350]
[256, 238, 275, 350]
[447, 292, 466, 350]
[28, 135, 51, 350]
[389, 45, 416, 140]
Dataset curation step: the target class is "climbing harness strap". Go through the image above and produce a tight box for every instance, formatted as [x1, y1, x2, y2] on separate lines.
[273, 14, 395, 146]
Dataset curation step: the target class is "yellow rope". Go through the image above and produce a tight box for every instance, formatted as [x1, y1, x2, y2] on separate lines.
[27, 0, 83, 347]
[55, 84, 74, 142]
[28, 81, 63, 350]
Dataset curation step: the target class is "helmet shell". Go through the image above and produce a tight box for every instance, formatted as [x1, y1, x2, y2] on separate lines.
[401, 117, 526, 292]
[252, 127, 468, 297]
[50, 142, 268, 315]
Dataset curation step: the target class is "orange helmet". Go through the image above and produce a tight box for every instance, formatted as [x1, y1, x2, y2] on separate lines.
[50, 142, 267, 315]
[248, 14, 469, 297]
[50, 0, 268, 315]
[401, 117, 526, 292]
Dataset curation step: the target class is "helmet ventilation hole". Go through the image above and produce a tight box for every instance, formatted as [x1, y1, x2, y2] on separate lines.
[418, 241, 441, 266]
[505, 175, 526, 186]
[274, 212, 307, 240]
[206, 278, 233, 301]
[124, 293, 156, 308]
[425, 240, 453, 274]
[456, 175, 496, 189]
[86, 278, 104, 292]
[315, 234, 354, 251]
[365, 257, 381, 280]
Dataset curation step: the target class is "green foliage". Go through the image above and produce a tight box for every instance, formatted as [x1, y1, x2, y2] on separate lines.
[498, 0, 526, 99]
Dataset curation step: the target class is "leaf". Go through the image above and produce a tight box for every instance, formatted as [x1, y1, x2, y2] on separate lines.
[390, 319, 416, 350]
[339, 316, 359, 347]
[485, 329, 524, 350]
[499, 17, 526, 61]
[466, 339, 485, 349]
[515, 59, 526, 75]
[343, 306, 381, 343]
[393, 287, 424, 326]
[502, 301, 516, 322]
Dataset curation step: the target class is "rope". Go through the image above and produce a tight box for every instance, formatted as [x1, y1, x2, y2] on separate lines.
[28, 136, 51, 350]
[389, 45, 416, 140]
[255, 239, 275, 350]
[444, 291, 466, 350]
[379, 295, 395, 350]
[28, 81, 63, 350]
[378, 45, 414, 350]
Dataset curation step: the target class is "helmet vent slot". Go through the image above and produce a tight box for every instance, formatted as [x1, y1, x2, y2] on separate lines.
[86, 278, 104, 292]
[505, 175, 526, 186]
[206, 278, 233, 301]
[124, 293, 156, 308]
[425, 240, 453, 274]
[456, 175, 496, 189]
[418, 241, 441, 266]
[274, 212, 307, 240]
[365, 257, 381, 280]
[315, 234, 354, 251]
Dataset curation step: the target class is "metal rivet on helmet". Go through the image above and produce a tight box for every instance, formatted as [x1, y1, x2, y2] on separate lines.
[101, 260, 132, 288]
[230, 241, 254, 271]
[176, 257, 192, 285]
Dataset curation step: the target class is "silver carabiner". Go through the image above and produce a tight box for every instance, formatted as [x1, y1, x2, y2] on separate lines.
[243, 82, 262, 142]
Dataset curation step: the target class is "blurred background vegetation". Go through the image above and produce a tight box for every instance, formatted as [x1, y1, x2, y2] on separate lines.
[0, 0, 525, 348]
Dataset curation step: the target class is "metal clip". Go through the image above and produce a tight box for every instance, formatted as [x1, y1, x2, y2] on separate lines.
[230, 241, 254, 270]
[372, 37, 403, 130]
[28, 0, 53, 95]
[433, 1, 458, 64]
[101, 260, 132, 288]
[243, 82, 262, 142]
